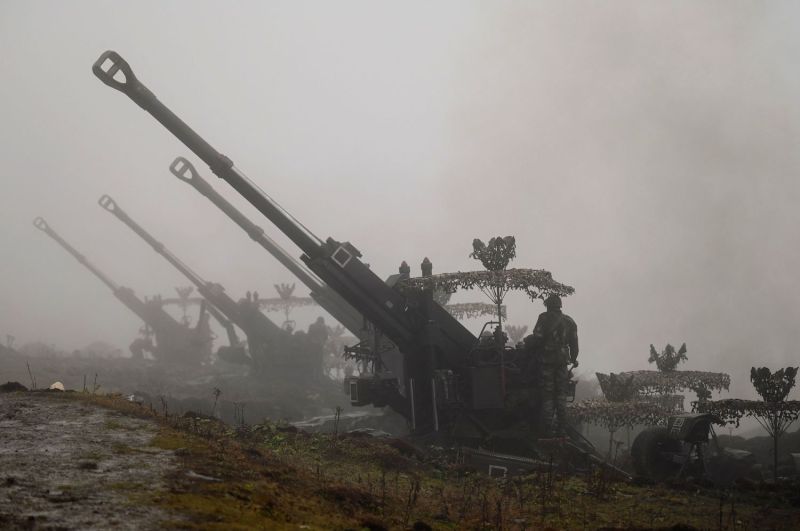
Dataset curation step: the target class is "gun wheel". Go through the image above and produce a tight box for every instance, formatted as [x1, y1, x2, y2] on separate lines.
[631, 426, 681, 481]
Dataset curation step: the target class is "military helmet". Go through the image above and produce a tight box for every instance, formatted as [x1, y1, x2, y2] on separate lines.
[543, 294, 562, 309]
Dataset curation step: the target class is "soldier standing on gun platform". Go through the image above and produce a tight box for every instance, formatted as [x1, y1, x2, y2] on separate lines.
[525, 294, 578, 436]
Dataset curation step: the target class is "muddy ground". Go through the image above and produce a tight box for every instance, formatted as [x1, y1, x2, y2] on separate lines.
[0, 391, 179, 530]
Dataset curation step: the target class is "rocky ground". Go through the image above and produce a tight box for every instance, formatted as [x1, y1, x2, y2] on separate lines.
[0, 391, 179, 530]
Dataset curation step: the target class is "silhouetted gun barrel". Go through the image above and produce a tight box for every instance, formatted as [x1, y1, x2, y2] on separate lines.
[32, 216, 190, 349]
[169, 156, 363, 336]
[33, 217, 119, 292]
[97, 194, 284, 340]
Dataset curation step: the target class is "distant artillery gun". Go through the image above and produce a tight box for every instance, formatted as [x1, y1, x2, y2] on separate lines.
[570, 377, 740, 483]
[160, 286, 310, 359]
[93, 51, 626, 476]
[97, 194, 316, 376]
[575, 345, 735, 482]
[32, 216, 211, 365]
[160, 290, 247, 363]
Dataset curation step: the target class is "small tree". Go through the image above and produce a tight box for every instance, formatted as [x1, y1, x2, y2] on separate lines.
[750, 366, 799, 480]
[648, 343, 687, 372]
[698, 366, 800, 480]
[399, 236, 574, 335]
[469, 236, 518, 328]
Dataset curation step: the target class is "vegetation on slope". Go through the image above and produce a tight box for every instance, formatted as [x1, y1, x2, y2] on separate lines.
[74, 392, 800, 530]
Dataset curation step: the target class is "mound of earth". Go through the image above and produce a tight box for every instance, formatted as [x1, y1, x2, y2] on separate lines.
[0, 381, 27, 393]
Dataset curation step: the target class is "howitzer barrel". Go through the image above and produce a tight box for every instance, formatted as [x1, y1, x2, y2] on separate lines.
[98, 194, 207, 289]
[169, 156, 364, 335]
[93, 52, 322, 258]
[33, 216, 119, 292]
[169, 157, 323, 290]
[33, 216, 174, 332]
[97, 194, 283, 339]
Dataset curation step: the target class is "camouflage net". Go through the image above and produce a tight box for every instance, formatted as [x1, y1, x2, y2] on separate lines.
[617, 370, 730, 397]
[258, 296, 316, 313]
[596, 372, 637, 402]
[568, 398, 674, 431]
[695, 399, 800, 427]
[444, 302, 505, 320]
[161, 296, 204, 306]
[398, 268, 574, 302]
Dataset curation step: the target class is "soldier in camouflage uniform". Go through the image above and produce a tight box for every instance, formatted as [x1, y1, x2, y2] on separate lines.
[524, 294, 578, 436]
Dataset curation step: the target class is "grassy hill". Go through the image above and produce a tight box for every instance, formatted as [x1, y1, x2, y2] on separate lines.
[60, 392, 800, 530]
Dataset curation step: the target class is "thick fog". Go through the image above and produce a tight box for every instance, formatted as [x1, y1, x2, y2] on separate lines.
[2, 1, 799, 398]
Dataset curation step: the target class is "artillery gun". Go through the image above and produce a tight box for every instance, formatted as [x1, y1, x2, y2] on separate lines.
[167, 156, 405, 385]
[631, 413, 758, 485]
[32, 216, 211, 365]
[93, 51, 611, 471]
[97, 194, 320, 377]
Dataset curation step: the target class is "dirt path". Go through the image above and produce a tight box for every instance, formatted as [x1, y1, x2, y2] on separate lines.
[0, 391, 179, 530]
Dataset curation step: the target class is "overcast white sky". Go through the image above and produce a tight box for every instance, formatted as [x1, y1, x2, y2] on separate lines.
[2, 1, 799, 398]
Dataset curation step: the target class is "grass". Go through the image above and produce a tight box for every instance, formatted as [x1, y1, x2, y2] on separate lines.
[64, 391, 800, 530]
[104, 418, 139, 431]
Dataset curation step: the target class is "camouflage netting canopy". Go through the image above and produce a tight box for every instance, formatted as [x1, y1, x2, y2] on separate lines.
[258, 296, 316, 313]
[568, 398, 674, 431]
[444, 302, 506, 320]
[618, 370, 730, 397]
[398, 268, 574, 302]
[696, 399, 800, 427]
[259, 282, 317, 314]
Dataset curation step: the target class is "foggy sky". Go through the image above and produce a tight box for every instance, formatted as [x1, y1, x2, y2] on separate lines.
[2, 1, 799, 398]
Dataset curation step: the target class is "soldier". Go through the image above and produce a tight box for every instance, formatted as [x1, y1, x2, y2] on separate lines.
[307, 316, 328, 346]
[307, 317, 328, 379]
[524, 294, 578, 436]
